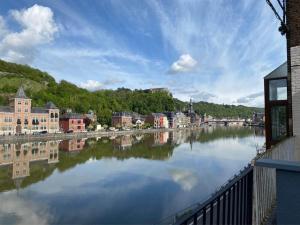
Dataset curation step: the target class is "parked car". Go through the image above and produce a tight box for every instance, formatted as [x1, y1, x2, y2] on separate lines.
[66, 130, 74, 133]
[40, 131, 47, 134]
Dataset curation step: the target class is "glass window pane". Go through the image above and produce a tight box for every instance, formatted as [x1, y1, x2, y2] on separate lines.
[269, 79, 287, 100]
[271, 106, 287, 141]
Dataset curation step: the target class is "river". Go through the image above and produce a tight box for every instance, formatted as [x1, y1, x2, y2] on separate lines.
[0, 126, 264, 224]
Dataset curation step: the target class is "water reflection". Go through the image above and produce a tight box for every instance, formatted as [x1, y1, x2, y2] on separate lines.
[0, 126, 264, 224]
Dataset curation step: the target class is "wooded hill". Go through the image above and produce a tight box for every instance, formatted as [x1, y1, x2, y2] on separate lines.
[0, 59, 263, 125]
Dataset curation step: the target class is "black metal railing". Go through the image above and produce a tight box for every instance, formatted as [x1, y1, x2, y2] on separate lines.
[171, 165, 254, 225]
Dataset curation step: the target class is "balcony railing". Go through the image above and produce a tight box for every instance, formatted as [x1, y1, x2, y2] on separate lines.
[160, 165, 254, 225]
[253, 136, 300, 224]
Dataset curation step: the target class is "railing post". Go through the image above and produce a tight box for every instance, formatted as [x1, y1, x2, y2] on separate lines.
[231, 184, 236, 224]
[247, 170, 253, 225]
[240, 177, 244, 225]
[227, 188, 231, 225]
[243, 176, 247, 225]
[210, 202, 214, 224]
[216, 196, 220, 225]
[222, 193, 226, 225]
[236, 180, 240, 224]
[203, 207, 206, 225]
[193, 213, 197, 225]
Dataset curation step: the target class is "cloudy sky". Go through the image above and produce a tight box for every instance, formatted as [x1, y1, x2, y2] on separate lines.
[0, 0, 286, 107]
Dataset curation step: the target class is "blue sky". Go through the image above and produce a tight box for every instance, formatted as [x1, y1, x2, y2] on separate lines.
[0, 0, 286, 106]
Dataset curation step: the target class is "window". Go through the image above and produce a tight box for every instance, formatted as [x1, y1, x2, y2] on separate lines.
[18, 101, 21, 105]
[25, 101, 28, 105]
[77, 126, 81, 129]
[18, 108, 21, 112]
[269, 79, 287, 101]
[25, 108, 28, 112]
[271, 106, 287, 141]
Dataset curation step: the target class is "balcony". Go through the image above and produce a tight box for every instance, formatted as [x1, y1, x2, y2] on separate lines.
[254, 136, 300, 224]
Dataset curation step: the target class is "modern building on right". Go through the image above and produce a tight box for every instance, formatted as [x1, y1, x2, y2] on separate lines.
[264, 0, 300, 149]
[264, 62, 288, 148]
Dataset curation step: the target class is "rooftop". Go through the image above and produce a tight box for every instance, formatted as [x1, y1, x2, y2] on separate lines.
[60, 113, 84, 119]
[0, 106, 13, 113]
[264, 62, 287, 80]
[15, 86, 30, 99]
[45, 101, 58, 109]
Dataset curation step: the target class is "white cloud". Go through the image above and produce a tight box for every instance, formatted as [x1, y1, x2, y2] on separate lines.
[0, 4, 58, 64]
[169, 54, 197, 74]
[236, 92, 264, 107]
[80, 80, 104, 91]
[0, 193, 50, 225]
[0, 16, 8, 39]
[169, 168, 198, 191]
[191, 91, 219, 103]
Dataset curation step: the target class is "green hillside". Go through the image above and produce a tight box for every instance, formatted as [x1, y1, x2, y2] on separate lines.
[0, 59, 263, 125]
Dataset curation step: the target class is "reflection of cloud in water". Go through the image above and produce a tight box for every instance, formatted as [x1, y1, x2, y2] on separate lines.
[0, 193, 50, 225]
[169, 169, 198, 191]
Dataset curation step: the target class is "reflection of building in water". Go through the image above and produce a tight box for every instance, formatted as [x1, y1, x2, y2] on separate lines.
[153, 132, 169, 146]
[0, 141, 59, 184]
[134, 134, 144, 143]
[113, 135, 132, 150]
[169, 130, 189, 145]
[59, 139, 86, 152]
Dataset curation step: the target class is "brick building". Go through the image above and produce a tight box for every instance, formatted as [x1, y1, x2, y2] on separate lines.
[59, 113, 85, 133]
[0, 87, 60, 135]
[111, 112, 132, 128]
[145, 113, 167, 128]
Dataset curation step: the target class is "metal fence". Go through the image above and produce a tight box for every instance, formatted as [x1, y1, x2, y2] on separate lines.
[171, 165, 254, 225]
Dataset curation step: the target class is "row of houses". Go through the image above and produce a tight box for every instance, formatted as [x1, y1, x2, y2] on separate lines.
[0, 87, 97, 135]
[112, 111, 202, 129]
[111, 99, 204, 129]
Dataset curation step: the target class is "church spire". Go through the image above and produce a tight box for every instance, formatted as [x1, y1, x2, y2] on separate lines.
[15, 86, 28, 99]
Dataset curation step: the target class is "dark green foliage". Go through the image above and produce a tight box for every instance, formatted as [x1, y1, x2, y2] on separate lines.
[0, 59, 263, 125]
[174, 99, 263, 119]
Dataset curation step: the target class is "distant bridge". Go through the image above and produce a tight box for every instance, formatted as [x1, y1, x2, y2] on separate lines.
[204, 119, 245, 126]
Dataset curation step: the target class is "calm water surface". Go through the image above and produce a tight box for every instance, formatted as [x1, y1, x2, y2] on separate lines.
[0, 127, 264, 224]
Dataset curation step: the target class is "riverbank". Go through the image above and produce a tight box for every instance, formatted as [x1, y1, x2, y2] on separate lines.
[0, 127, 203, 143]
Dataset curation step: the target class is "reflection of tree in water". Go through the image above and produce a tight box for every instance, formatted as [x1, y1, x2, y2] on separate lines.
[0, 127, 262, 192]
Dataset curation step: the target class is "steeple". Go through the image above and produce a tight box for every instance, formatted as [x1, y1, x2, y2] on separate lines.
[15, 86, 28, 99]
[189, 98, 194, 113]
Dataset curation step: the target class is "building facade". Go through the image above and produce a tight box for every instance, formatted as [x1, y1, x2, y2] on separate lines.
[59, 113, 85, 133]
[145, 113, 166, 128]
[175, 112, 190, 128]
[0, 87, 60, 135]
[111, 112, 132, 128]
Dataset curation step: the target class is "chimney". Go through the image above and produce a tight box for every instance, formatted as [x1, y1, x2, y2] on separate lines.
[286, 0, 300, 136]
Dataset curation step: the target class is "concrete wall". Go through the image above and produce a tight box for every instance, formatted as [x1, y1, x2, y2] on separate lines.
[291, 46, 300, 135]
[287, 0, 300, 136]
